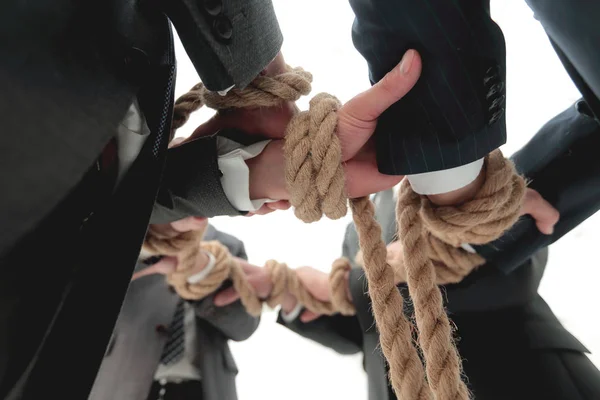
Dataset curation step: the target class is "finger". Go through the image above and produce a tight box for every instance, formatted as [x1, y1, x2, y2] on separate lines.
[234, 258, 264, 275]
[344, 159, 403, 198]
[266, 200, 291, 211]
[152, 256, 178, 274]
[170, 216, 208, 232]
[520, 188, 560, 235]
[213, 287, 241, 307]
[247, 205, 276, 216]
[169, 136, 186, 148]
[300, 310, 321, 323]
[338, 50, 422, 159]
[246, 274, 273, 299]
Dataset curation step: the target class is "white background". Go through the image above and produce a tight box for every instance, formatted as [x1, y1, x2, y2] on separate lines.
[172, 1, 600, 399]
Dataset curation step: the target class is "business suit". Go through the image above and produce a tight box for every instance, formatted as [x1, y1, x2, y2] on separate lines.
[89, 225, 257, 400]
[0, 1, 281, 399]
[279, 100, 600, 399]
[348, 0, 600, 175]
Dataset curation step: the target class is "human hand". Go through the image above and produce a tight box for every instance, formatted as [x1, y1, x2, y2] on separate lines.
[293, 266, 349, 323]
[247, 49, 422, 202]
[430, 186, 560, 235]
[520, 188, 559, 235]
[182, 51, 296, 144]
[132, 216, 210, 281]
[213, 261, 351, 323]
[213, 258, 274, 305]
[382, 187, 559, 272]
[181, 50, 421, 204]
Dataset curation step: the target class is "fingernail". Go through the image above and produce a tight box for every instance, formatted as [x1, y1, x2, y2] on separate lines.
[400, 50, 416, 75]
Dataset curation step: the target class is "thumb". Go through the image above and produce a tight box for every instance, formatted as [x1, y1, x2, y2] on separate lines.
[338, 49, 422, 160]
[521, 188, 560, 235]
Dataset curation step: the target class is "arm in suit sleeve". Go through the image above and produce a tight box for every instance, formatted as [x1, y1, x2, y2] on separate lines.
[473, 99, 600, 273]
[348, 0, 507, 176]
[150, 0, 283, 223]
[188, 226, 260, 341]
[276, 312, 363, 355]
[276, 267, 379, 354]
[191, 283, 260, 342]
[164, 0, 283, 92]
[150, 136, 244, 224]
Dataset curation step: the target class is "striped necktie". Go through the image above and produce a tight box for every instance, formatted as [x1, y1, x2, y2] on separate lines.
[159, 299, 186, 365]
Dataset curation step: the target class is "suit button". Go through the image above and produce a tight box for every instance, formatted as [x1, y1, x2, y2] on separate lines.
[203, 0, 223, 16]
[576, 99, 594, 118]
[213, 15, 233, 42]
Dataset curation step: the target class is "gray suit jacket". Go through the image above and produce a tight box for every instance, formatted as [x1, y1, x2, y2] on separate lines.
[89, 225, 259, 400]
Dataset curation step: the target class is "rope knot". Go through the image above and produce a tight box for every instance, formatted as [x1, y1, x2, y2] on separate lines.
[166, 240, 230, 300]
[284, 92, 347, 222]
[420, 150, 526, 247]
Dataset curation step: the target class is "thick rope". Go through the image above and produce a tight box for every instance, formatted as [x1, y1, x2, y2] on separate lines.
[142, 235, 355, 318]
[149, 65, 526, 400]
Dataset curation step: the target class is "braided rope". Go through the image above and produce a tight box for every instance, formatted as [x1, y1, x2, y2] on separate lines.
[146, 65, 526, 400]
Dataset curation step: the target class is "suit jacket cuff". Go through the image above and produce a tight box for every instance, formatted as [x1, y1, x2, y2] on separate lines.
[217, 137, 277, 211]
[150, 136, 243, 224]
[166, 0, 283, 91]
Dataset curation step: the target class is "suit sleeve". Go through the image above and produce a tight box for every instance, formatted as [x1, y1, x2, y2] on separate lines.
[188, 226, 259, 341]
[276, 312, 363, 355]
[276, 267, 377, 354]
[348, 0, 507, 175]
[472, 100, 600, 273]
[190, 287, 260, 342]
[151, 0, 283, 222]
[164, 0, 283, 92]
[150, 136, 243, 224]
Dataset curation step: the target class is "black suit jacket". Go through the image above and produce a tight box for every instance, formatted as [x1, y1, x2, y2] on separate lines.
[348, 0, 600, 175]
[0, 1, 281, 399]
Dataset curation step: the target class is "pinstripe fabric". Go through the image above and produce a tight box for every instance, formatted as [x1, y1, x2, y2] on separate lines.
[349, 0, 507, 175]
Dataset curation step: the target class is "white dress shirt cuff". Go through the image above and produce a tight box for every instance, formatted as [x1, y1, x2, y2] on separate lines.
[216, 137, 277, 212]
[406, 158, 484, 195]
[280, 302, 303, 323]
[186, 250, 217, 284]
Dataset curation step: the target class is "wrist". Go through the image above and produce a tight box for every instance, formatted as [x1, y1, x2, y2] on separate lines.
[280, 293, 298, 314]
[427, 162, 486, 206]
[261, 52, 286, 77]
[247, 140, 288, 201]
